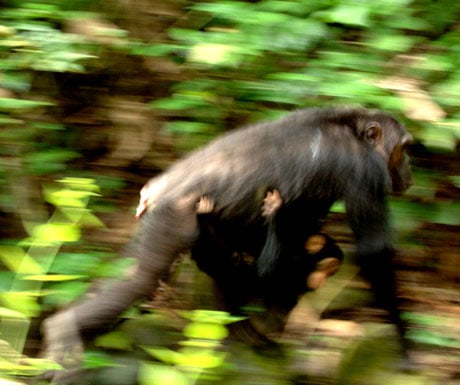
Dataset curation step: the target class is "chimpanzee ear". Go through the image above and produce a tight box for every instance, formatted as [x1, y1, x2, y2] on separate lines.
[364, 121, 382, 146]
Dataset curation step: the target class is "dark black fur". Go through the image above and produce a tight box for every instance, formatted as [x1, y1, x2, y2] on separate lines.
[193, 230, 343, 314]
[42, 107, 413, 370]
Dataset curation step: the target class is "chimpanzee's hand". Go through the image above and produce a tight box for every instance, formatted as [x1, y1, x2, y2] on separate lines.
[261, 190, 282, 218]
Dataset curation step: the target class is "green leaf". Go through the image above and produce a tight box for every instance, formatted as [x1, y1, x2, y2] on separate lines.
[191, 2, 252, 21]
[32, 122, 66, 131]
[0, 246, 43, 274]
[58, 177, 101, 192]
[0, 306, 27, 319]
[17, 357, 63, 374]
[151, 96, 206, 111]
[180, 309, 243, 324]
[405, 170, 437, 200]
[450, 176, 460, 188]
[407, 329, 459, 347]
[130, 43, 183, 57]
[48, 252, 101, 275]
[139, 363, 189, 385]
[402, 312, 444, 326]
[143, 347, 181, 365]
[179, 340, 221, 349]
[21, 274, 85, 281]
[41, 281, 87, 307]
[319, 5, 371, 27]
[95, 331, 134, 350]
[432, 75, 460, 108]
[73, 211, 105, 228]
[0, 362, 37, 378]
[31, 223, 81, 243]
[183, 322, 228, 340]
[433, 202, 460, 225]
[0, 115, 22, 124]
[330, 201, 346, 213]
[417, 125, 456, 151]
[82, 351, 120, 369]
[0, 98, 52, 111]
[178, 348, 226, 368]
[369, 35, 415, 52]
[0, 72, 32, 92]
[166, 121, 213, 135]
[1, 292, 40, 317]
[45, 190, 98, 208]
[258, 0, 317, 16]
[24, 149, 80, 175]
[97, 257, 136, 278]
[389, 199, 438, 233]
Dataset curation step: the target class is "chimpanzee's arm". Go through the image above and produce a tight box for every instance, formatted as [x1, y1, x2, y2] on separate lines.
[257, 189, 284, 276]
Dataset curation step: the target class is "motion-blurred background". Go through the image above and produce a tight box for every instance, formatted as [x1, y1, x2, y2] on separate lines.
[0, 1, 459, 384]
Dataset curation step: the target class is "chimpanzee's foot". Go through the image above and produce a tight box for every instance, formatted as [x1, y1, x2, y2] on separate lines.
[42, 309, 84, 370]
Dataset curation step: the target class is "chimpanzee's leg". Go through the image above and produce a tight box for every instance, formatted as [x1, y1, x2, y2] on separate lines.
[43, 195, 200, 367]
[360, 252, 412, 364]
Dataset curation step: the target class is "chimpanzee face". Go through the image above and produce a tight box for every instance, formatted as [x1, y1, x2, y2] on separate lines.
[362, 117, 413, 194]
[388, 134, 413, 193]
[304, 234, 342, 290]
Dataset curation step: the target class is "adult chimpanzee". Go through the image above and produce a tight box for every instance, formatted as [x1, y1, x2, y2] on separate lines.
[42, 106, 413, 372]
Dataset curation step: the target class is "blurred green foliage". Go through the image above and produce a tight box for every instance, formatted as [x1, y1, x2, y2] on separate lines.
[143, 0, 460, 153]
[139, 310, 235, 385]
[0, 0, 458, 384]
[0, 177, 105, 382]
